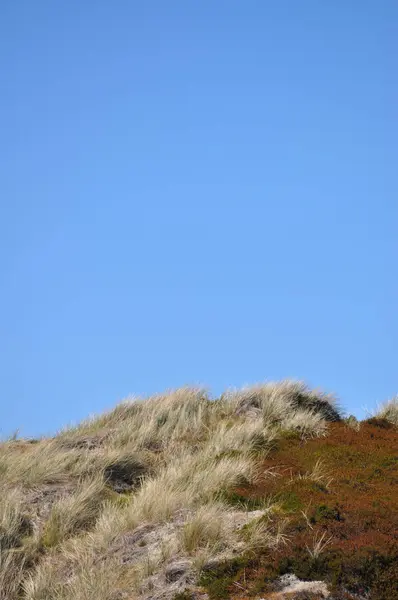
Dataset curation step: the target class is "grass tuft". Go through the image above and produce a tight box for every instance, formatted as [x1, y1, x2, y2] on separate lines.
[374, 396, 398, 426]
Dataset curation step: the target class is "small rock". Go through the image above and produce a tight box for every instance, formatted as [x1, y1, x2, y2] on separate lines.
[268, 573, 330, 598]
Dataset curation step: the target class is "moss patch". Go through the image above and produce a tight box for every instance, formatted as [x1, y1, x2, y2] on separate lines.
[199, 557, 252, 599]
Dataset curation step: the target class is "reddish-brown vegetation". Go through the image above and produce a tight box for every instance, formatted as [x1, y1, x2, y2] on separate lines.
[212, 420, 398, 599]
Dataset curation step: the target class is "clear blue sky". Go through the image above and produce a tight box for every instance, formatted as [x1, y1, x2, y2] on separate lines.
[1, 1, 396, 437]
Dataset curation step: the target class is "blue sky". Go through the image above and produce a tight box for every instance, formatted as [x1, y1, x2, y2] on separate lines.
[1, 1, 396, 437]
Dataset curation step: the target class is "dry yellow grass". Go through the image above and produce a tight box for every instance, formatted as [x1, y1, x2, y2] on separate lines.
[375, 396, 398, 426]
[179, 503, 227, 554]
[41, 476, 107, 547]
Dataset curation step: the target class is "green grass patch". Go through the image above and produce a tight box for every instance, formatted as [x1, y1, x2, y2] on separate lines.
[311, 504, 343, 524]
[218, 490, 269, 511]
[199, 556, 252, 600]
[275, 491, 303, 513]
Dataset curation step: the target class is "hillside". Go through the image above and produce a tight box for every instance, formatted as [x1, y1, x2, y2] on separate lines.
[0, 382, 397, 600]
